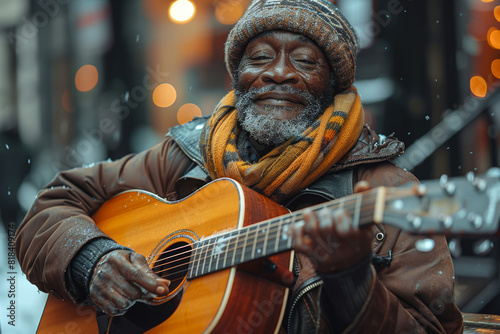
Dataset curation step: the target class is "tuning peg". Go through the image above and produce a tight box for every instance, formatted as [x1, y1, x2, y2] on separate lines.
[448, 238, 462, 258]
[468, 212, 484, 230]
[473, 238, 494, 256]
[486, 167, 500, 178]
[475, 178, 487, 192]
[439, 174, 456, 196]
[467, 171, 475, 183]
[439, 215, 453, 230]
[407, 213, 423, 230]
[416, 184, 427, 196]
[467, 171, 487, 192]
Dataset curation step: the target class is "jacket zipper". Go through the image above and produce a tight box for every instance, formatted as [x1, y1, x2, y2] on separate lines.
[286, 279, 324, 334]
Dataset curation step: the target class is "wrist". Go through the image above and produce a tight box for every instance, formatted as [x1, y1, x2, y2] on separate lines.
[66, 238, 130, 303]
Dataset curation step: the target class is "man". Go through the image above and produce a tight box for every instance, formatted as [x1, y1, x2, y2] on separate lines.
[15, 0, 464, 333]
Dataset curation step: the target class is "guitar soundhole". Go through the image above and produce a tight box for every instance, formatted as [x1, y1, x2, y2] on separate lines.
[152, 241, 192, 295]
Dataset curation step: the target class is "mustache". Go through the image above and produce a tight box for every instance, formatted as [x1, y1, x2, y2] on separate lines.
[234, 85, 316, 105]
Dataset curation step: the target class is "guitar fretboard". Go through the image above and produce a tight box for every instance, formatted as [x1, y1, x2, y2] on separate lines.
[187, 190, 381, 279]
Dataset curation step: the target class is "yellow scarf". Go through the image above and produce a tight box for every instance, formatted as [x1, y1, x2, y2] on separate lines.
[200, 87, 364, 203]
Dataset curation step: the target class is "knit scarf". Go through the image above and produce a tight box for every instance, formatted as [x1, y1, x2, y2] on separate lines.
[199, 87, 364, 203]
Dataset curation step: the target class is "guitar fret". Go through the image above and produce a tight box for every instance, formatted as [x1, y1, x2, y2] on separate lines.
[338, 197, 344, 211]
[202, 239, 214, 275]
[195, 240, 209, 277]
[214, 234, 232, 271]
[262, 221, 271, 256]
[188, 242, 200, 279]
[353, 195, 362, 228]
[240, 226, 249, 263]
[286, 217, 294, 250]
[274, 219, 283, 253]
[206, 239, 213, 275]
[248, 225, 259, 261]
[231, 230, 240, 266]
[256, 224, 267, 257]
[214, 244, 221, 271]
[222, 232, 233, 269]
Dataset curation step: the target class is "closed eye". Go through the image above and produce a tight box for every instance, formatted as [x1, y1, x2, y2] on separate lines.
[297, 59, 316, 65]
[252, 56, 272, 60]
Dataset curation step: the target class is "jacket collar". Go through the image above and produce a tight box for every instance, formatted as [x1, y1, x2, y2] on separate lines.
[331, 125, 405, 172]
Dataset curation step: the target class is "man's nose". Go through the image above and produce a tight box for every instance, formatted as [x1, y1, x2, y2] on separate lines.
[261, 56, 299, 85]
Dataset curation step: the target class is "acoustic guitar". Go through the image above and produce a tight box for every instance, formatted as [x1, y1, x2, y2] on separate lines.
[36, 169, 500, 334]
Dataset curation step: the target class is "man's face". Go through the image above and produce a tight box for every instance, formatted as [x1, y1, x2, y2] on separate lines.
[234, 31, 333, 146]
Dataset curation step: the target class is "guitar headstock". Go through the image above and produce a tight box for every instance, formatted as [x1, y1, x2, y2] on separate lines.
[382, 168, 500, 236]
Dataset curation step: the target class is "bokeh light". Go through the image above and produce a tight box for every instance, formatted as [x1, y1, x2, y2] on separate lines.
[470, 76, 488, 98]
[177, 103, 202, 124]
[153, 83, 177, 108]
[75, 65, 99, 92]
[215, 1, 244, 25]
[492, 59, 500, 78]
[487, 27, 500, 49]
[495, 6, 500, 22]
[169, 0, 196, 24]
[481, 0, 495, 2]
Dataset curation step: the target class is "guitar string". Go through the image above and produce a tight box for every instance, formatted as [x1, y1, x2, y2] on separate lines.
[146, 190, 380, 265]
[146, 192, 379, 269]
[153, 208, 379, 280]
[148, 195, 379, 275]
[149, 198, 379, 278]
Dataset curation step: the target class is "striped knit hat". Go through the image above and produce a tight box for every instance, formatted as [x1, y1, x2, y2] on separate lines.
[225, 0, 359, 93]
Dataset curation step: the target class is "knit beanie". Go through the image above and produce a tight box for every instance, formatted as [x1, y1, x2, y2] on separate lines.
[225, 0, 359, 93]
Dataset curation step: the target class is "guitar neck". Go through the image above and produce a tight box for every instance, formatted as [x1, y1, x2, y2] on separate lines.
[187, 187, 386, 279]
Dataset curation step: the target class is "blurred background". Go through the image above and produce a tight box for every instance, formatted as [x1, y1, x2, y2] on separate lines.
[0, 0, 499, 332]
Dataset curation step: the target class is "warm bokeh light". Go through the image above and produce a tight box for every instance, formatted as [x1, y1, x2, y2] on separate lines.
[62, 89, 71, 112]
[153, 83, 177, 108]
[487, 27, 500, 49]
[470, 76, 488, 98]
[492, 59, 500, 78]
[215, 0, 244, 25]
[177, 103, 202, 124]
[495, 6, 500, 22]
[75, 65, 99, 92]
[169, 0, 196, 24]
[481, 0, 495, 2]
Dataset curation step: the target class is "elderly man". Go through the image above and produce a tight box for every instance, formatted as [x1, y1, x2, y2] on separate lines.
[15, 0, 464, 333]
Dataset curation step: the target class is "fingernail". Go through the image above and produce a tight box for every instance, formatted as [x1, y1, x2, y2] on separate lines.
[158, 278, 170, 286]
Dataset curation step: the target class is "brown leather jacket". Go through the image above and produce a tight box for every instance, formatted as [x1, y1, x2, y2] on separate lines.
[15, 120, 464, 333]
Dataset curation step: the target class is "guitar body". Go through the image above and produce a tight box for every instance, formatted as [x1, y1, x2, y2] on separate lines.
[37, 178, 293, 334]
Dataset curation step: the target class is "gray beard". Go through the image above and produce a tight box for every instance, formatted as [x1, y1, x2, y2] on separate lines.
[234, 85, 332, 147]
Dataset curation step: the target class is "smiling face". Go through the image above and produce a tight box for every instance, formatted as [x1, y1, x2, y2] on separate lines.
[234, 31, 334, 147]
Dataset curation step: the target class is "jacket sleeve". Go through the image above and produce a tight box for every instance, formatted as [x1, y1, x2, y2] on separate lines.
[14, 137, 197, 303]
[324, 162, 463, 333]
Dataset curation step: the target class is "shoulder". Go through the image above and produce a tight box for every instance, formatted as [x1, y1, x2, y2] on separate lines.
[333, 125, 405, 171]
[354, 161, 417, 188]
[165, 115, 211, 165]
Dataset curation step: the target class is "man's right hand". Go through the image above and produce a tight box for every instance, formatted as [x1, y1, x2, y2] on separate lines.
[89, 250, 170, 316]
